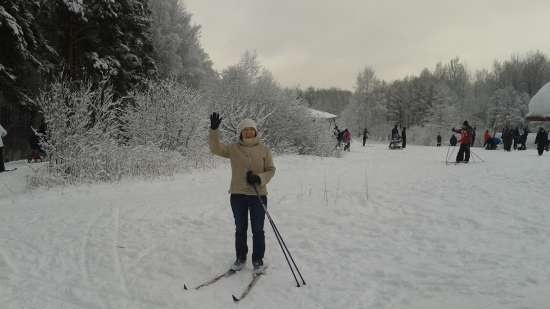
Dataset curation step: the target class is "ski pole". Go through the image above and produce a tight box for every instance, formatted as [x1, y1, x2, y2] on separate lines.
[253, 185, 306, 286]
[257, 189, 300, 287]
[264, 204, 306, 286]
[445, 144, 456, 165]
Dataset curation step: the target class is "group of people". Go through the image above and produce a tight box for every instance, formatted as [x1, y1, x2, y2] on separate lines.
[445, 121, 550, 159]
[498, 127, 530, 151]
[333, 126, 352, 151]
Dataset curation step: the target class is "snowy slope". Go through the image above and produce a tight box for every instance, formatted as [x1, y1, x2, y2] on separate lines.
[1, 143, 550, 309]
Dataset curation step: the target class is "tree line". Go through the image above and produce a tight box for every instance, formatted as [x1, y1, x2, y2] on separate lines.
[339, 52, 550, 144]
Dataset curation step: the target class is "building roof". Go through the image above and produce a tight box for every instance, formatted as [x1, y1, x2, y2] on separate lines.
[527, 81, 550, 121]
[306, 108, 337, 119]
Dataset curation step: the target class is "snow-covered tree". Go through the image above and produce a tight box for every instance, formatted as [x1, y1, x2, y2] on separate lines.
[123, 79, 206, 156]
[38, 0, 157, 94]
[207, 51, 336, 155]
[149, 0, 215, 88]
[340, 67, 387, 137]
[487, 86, 529, 129]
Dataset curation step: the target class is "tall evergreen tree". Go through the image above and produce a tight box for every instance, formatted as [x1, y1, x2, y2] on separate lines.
[40, 0, 157, 95]
[149, 0, 215, 88]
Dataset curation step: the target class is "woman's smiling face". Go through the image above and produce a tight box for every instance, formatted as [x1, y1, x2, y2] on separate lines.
[242, 127, 256, 139]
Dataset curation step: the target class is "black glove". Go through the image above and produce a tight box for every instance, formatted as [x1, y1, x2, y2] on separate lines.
[246, 171, 261, 185]
[210, 112, 222, 130]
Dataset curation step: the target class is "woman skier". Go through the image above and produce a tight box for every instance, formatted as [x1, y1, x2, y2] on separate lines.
[208, 112, 276, 274]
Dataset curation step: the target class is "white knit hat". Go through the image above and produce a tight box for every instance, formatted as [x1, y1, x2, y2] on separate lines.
[237, 118, 258, 135]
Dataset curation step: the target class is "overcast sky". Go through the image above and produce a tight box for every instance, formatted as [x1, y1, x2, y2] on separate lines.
[184, 0, 550, 90]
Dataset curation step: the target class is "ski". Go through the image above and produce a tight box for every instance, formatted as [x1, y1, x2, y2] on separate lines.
[231, 267, 267, 302]
[184, 269, 237, 290]
[1, 168, 17, 172]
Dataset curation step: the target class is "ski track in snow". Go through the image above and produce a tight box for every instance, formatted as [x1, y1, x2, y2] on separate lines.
[1, 142, 550, 308]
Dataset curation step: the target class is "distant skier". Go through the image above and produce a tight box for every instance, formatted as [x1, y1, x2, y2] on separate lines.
[518, 128, 528, 150]
[436, 133, 442, 147]
[502, 127, 513, 152]
[471, 127, 476, 147]
[343, 129, 351, 151]
[401, 127, 407, 149]
[535, 127, 548, 156]
[512, 127, 520, 150]
[209, 112, 276, 274]
[0, 123, 6, 172]
[449, 134, 457, 146]
[362, 128, 369, 147]
[452, 121, 472, 163]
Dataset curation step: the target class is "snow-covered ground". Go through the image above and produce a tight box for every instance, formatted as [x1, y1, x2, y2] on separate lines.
[1, 142, 549, 309]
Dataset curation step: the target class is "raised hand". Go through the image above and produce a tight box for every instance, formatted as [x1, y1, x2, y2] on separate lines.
[210, 112, 222, 130]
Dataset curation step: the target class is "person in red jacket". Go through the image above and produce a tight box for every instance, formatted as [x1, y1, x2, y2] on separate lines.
[343, 129, 352, 151]
[483, 129, 491, 147]
[452, 121, 472, 163]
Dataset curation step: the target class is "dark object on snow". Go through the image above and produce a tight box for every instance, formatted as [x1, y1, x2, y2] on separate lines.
[485, 137, 499, 150]
[389, 125, 402, 149]
[0, 123, 7, 172]
[389, 136, 402, 149]
[0, 146, 4, 173]
[391, 125, 399, 139]
[450, 135, 457, 146]
[401, 127, 407, 148]
[436, 134, 442, 147]
[502, 127, 513, 151]
[512, 127, 520, 150]
[335, 127, 344, 149]
[362, 128, 369, 146]
[518, 128, 529, 150]
[535, 127, 549, 156]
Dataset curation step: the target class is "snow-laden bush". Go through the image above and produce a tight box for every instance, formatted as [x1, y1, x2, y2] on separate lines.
[30, 79, 184, 187]
[123, 79, 209, 166]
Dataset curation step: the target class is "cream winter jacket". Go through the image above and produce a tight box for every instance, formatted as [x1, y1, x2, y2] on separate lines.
[209, 129, 275, 195]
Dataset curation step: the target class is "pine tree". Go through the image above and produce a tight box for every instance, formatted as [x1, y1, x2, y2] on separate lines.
[40, 0, 157, 95]
[149, 0, 215, 88]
